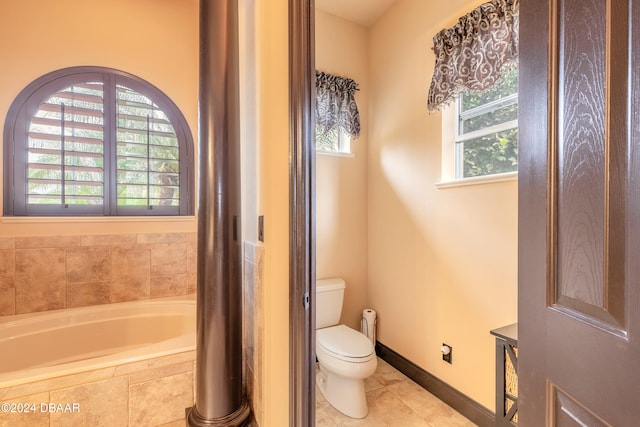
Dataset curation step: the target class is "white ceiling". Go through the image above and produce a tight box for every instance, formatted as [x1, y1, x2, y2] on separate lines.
[315, 0, 397, 27]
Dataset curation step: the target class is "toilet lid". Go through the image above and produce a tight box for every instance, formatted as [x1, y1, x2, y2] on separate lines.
[317, 325, 374, 359]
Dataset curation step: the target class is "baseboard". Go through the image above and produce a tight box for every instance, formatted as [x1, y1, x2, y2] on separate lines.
[375, 341, 495, 427]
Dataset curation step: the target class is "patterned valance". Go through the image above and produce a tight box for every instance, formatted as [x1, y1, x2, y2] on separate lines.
[427, 0, 519, 111]
[315, 71, 361, 140]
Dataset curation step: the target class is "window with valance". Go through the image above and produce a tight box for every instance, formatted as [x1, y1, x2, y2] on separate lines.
[427, 0, 519, 112]
[315, 71, 360, 153]
[428, 0, 519, 180]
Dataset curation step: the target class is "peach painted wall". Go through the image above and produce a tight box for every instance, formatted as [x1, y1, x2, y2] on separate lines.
[253, 0, 290, 425]
[238, 1, 289, 425]
[0, 0, 198, 236]
[315, 9, 369, 331]
[366, 0, 518, 411]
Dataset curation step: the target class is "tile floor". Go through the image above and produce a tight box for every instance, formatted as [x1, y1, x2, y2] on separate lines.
[316, 358, 477, 427]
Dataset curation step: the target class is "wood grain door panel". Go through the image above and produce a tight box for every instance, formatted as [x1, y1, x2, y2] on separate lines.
[519, 0, 640, 425]
[550, 0, 628, 335]
[550, 385, 611, 427]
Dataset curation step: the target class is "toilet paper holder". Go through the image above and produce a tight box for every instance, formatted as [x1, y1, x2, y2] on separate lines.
[360, 309, 377, 345]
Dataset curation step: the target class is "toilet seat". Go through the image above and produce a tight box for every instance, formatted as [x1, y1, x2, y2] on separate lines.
[317, 325, 374, 362]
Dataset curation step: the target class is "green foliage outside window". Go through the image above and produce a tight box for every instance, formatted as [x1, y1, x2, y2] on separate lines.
[462, 128, 518, 178]
[459, 69, 518, 178]
[315, 129, 339, 152]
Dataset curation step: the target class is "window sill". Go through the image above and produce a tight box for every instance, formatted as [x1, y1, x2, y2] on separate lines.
[316, 150, 355, 158]
[436, 171, 517, 189]
[1, 216, 196, 224]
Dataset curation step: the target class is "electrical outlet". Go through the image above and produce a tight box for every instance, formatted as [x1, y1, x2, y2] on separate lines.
[441, 343, 452, 364]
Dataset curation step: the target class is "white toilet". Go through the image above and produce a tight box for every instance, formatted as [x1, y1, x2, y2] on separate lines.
[316, 278, 377, 418]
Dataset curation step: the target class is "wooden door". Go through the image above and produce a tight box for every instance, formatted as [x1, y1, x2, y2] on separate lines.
[518, 0, 640, 425]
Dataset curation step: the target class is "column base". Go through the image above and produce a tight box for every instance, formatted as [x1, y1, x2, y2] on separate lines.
[186, 399, 251, 427]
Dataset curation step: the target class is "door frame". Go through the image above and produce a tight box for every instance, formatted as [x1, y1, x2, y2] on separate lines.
[289, 0, 316, 426]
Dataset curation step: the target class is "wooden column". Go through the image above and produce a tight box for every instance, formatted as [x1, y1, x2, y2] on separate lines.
[186, 1, 250, 426]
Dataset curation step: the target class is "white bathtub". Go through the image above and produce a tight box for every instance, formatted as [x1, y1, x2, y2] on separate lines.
[0, 296, 196, 389]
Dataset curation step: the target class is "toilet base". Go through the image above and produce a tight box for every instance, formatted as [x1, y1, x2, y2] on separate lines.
[316, 366, 368, 418]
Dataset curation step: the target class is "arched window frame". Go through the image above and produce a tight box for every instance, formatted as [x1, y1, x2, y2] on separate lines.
[3, 66, 194, 216]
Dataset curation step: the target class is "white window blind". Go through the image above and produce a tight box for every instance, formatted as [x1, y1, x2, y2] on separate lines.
[27, 83, 105, 206]
[4, 66, 194, 216]
[116, 85, 180, 208]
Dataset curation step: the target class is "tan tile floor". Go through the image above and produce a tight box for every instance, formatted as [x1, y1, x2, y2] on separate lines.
[316, 358, 477, 427]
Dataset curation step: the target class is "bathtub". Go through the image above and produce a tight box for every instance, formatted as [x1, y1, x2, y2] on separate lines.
[0, 295, 196, 389]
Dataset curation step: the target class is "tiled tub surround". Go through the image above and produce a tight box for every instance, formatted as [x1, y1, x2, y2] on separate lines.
[0, 233, 197, 316]
[243, 241, 264, 427]
[0, 296, 196, 427]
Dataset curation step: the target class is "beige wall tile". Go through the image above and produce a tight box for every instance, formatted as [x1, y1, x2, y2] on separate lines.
[129, 372, 193, 427]
[66, 282, 110, 308]
[186, 272, 197, 294]
[242, 240, 263, 424]
[150, 274, 189, 298]
[0, 238, 15, 251]
[186, 240, 197, 273]
[192, 361, 196, 401]
[245, 365, 255, 420]
[4, 233, 193, 313]
[15, 248, 66, 313]
[157, 420, 187, 427]
[253, 245, 264, 422]
[15, 236, 80, 249]
[137, 233, 187, 244]
[243, 261, 256, 367]
[150, 243, 187, 276]
[110, 246, 150, 302]
[0, 367, 116, 402]
[0, 391, 49, 427]
[0, 250, 15, 290]
[128, 361, 192, 385]
[243, 241, 255, 262]
[114, 351, 195, 377]
[49, 377, 128, 427]
[66, 246, 111, 285]
[253, 243, 264, 267]
[81, 234, 136, 246]
[0, 288, 15, 316]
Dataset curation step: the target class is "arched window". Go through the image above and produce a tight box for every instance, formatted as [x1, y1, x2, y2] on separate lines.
[3, 67, 194, 216]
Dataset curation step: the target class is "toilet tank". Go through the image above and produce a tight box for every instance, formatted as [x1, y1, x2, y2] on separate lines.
[316, 278, 346, 329]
